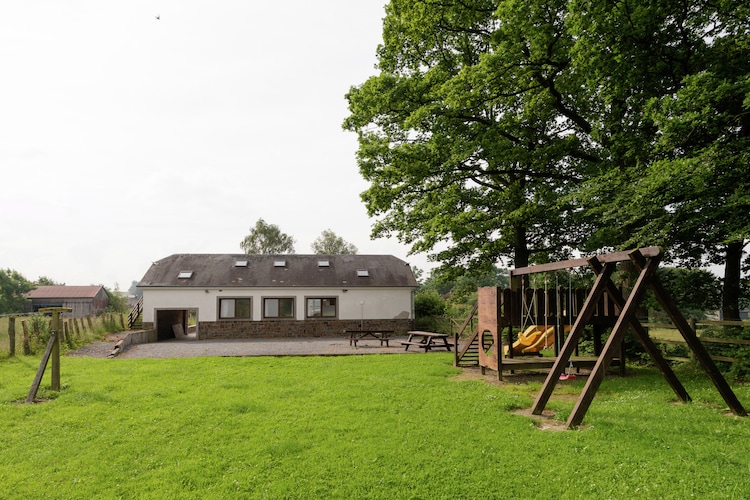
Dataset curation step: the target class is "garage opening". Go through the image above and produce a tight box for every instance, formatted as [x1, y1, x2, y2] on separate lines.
[155, 308, 198, 341]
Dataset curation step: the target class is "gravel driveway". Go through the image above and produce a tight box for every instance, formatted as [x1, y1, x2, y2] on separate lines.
[68, 335, 430, 359]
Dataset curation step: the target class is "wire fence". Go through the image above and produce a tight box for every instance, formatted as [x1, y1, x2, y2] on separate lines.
[0, 313, 128, 356]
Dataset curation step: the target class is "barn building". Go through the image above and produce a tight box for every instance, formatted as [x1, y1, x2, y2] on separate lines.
[26, 285, 109, 318]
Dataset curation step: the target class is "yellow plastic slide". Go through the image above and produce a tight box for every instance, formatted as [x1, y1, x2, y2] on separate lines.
[504, 325, 570, 355]
[503, 325, 547, 355]
[520, 326, 556, 354]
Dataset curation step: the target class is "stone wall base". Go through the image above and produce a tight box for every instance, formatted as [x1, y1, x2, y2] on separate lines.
[197, 319, 414, 339]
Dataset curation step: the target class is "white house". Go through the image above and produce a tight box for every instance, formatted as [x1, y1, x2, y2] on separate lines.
[137, 254, 418, 340]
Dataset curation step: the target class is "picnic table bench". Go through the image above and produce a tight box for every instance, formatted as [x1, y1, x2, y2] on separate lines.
[401, 331, 454, 352]
[346, 330, 395, 347]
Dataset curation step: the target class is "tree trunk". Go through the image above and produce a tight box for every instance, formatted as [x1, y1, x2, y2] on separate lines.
[721, 241, 744, 321]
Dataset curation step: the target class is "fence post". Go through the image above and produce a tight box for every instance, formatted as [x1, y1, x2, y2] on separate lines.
[689, 318, 697, 361]
[64, 321, 72, 347]
[86, 315, 93, 332]
[8, 316, 15, 356]
[22, 320, 30, 355]
[39, 308, 72, 392]
[26, 333, 57, 403]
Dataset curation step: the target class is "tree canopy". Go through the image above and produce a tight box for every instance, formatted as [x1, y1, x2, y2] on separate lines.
[240, 219, 296, 255]
[311, 230, 358, 254]
[345, 0, 749, 316]
[0, 268, 34, 314]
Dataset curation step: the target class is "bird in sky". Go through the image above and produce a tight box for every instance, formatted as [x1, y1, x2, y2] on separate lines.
[155, 14, 160, 20]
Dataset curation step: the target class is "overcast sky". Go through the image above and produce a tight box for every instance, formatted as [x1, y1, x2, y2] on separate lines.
[0, 1, 438, 291]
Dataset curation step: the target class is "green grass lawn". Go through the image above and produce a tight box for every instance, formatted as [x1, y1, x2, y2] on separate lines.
[1, 353, 748, 499]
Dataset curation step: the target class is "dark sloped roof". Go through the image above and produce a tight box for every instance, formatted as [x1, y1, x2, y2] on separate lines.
[138, 254, 418, 288]
[26, 285, 105, 299]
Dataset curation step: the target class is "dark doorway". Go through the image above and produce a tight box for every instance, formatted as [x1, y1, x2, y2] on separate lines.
[155, 309, 188, 341]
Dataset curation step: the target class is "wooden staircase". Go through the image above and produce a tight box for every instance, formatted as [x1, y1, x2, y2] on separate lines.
[128, 296, 143, 330]
[453, 303, 480, 367]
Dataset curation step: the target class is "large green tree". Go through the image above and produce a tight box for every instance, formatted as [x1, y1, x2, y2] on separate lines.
[344, 0, 590, 277]
[240, 219, 296, 255]
[0, 269, 34, 314]
[568, 0, 750, 318]
[345, 0, 748, 312]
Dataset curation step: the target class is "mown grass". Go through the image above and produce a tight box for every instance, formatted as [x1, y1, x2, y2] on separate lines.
[0, 353, 748, 499]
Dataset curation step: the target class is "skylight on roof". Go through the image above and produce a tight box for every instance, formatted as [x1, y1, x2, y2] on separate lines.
[235, 260, 248, 267]
[318, 260, 330, 267]
[274, 260, 286, 267]
[356, 269, 369, 277]
[178, 271, 193, 279]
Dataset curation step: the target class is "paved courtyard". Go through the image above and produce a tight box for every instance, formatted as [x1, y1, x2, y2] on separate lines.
[69, 335, 434, 359]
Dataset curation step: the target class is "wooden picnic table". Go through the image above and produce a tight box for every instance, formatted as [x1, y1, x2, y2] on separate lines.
[401, 331, 454, 352]
[346, 330, 394, 347]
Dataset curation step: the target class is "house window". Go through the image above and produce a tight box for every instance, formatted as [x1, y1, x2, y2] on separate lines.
[263, 297, 294, 318]
[178, 271, 194, 279]
[306, 297, 337, 318]
[219, 298, 252, 319]
[357, 269, 369, 277]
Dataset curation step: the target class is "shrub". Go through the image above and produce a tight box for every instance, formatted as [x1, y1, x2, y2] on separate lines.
[414, 289, 446, 317]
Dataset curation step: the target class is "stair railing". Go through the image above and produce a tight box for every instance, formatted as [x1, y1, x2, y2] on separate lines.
[127, 296, 143, 330]
[454, 303, 479, 366]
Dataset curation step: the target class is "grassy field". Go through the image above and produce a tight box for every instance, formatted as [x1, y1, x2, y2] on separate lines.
[0, 353, 748, 498]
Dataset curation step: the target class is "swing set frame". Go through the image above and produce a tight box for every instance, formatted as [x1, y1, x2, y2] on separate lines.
[508, 246, 746, 428]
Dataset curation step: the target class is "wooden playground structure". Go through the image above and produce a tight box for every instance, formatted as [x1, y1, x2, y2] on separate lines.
[454, 247, 747, 428]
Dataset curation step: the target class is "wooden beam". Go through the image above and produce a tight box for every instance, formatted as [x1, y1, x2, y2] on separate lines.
[26, 333, 57, 403]
[600, 270, 691, 404]
[511, 246, 661, 276]
[531, 258, 615, 415]
[638, 256, 747, 417]
[566, 249, 660, 428]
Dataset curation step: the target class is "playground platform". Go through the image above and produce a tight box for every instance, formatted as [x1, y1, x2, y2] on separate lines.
[493, 355, 621, 373]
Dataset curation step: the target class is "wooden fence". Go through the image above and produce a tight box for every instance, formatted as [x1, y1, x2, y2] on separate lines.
[647, 319, 750, 363]
[0, 313, 127, 355]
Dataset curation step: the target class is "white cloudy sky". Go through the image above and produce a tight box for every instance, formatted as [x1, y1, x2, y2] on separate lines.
[0, 1, 437, 290]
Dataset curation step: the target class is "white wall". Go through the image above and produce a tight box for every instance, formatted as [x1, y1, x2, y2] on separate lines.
[142, 287, 414, 322]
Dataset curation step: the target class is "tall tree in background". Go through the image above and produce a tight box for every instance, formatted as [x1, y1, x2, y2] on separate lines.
[568, 0, 750, 318]
[240, 219, 296, 254]
[35, 276, 64, 286]
[0, 268, 34, 314]
[311, 230, 358, 254]
[344, 0, 591, 277]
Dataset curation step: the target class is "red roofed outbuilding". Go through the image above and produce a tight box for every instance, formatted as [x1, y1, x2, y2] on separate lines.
[26, 285, 109, 318]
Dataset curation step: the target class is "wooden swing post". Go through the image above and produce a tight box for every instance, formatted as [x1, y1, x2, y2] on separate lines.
[512, 247, 746, 429]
